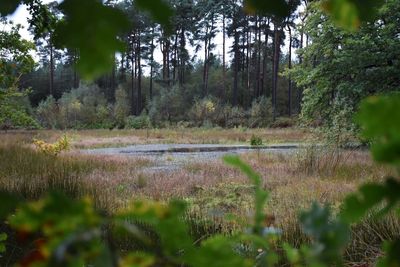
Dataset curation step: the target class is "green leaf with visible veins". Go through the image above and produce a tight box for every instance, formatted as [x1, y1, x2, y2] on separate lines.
[54, 0, 130, 80]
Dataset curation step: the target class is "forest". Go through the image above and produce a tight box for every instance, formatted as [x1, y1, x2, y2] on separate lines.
[0, 0, 400, 266]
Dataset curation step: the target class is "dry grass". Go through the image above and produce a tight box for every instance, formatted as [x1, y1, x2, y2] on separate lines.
[0, 130, 398, 266]
[0, 127, 312, 149]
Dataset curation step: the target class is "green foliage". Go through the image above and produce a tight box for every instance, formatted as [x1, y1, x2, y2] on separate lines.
[58, 83, 112, 129]
[36, 95, 59, 129]
[148, 86, 187, 126]
[189, 97, 219, 127]
[113, 87, 130, 128]
[223, 155, 268, 235]
[356, 94, 400, 165]
[249, 96, 273, 127]
[125, 114, 151, 129]
[0, 233, 6, 254]
[290, 0, 400, 143]
[135, 0, 174, 32]
[322, 0, 384, 30]
[250, 135, 263, 146]
[299, 204, 350, 266]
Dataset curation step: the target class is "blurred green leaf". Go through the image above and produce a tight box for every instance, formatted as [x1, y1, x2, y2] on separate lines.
[323, 0, 385, 30]
[54, 0, 130, 80]
[187, 235, 252, 267]
[0, 233, 7, 254]
[135, 0, 173, 32]
[356, 94, 400, 165]
[244, 0, 289, 17]
[118, 200, 192, 259]
[0, 0, 21, 15]
[377, 239, 400, 267]
[0, 191, 21, 220]
[340, 178, 400, 223]
[223, 155, 269, 235]
[300, 203, 350, 266]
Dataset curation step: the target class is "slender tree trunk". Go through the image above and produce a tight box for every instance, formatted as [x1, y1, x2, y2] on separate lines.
[173, 32, 178, 83]
[49, 40, 54, 97]
[111, 55, 116, 102]
[262, 19, 270, 97]
[233, 28, 239, 106]
[272, 23, 281, 121]
[149, 27, 154, 100]
[73, 49, 79, 88]
[287, 25, 292, 117]
[202, 23, 209, 97]
[246, 23, 250, 94]
[131, 33, 135, 115]
[137, 32, 142, 115]
[179, 27, 186, 85]
[222, 11, 226, 100]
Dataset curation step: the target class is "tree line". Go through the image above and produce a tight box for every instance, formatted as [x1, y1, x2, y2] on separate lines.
[20, 0, 307, 122]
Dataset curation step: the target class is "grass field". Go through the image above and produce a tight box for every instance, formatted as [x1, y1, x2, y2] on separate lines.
[0, 128, 398, 266]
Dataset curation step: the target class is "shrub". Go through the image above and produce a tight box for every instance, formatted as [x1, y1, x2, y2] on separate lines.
[249, 96, 273, 127]
[148, 86, 186, 126]
[226, 106, 248, 128]
[36, 95, 59, 129]
[189, 96, 219, 126]
[250, 135, 263, 146]
[0, 99, 39, 130]
[58, 83, 111, 128]
[113, 87, 130, 128]
[125, 114, 151, 129]
[33, 134, 70, 156]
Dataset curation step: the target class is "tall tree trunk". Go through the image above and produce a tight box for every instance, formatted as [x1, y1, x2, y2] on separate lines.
[149, 27, 154, 100]
[111, 55, 116, 102]
[179, 27, 186, 85]
[246, 21, 250, 94]
[49, 41, 54, 97]
[173, 32, 178, 83]
[137, 32, 142, 115]
[287, 24, 292, 117]
[202, 24, 209, 97]
[222, 11, 226, 100]
[272, 23, 280, 121]
[131, 33, 135, 115]
[261, 19, 270, 97]
[233, 28, 239, 106]
[73, 49, 79, 88]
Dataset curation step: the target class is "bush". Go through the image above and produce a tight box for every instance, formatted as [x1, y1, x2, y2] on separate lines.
[113, 87, 130, 128]
[125, 114, 151, 129]
[148, 86, 187, 126]
[36, 96, 59, 129]
[189, 96, 219, 126]
[250, 135, 263, 146]
[226, 106, 248, 128]
[0, 96, 39, 130]
[249, 96, 273, 127]
[58, 83, 111, 129]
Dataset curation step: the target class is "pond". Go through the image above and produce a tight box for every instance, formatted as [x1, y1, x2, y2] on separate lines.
[83, 143, 300, 172]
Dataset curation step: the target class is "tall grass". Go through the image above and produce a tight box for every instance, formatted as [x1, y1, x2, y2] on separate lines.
[0, 143, 117, 203]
